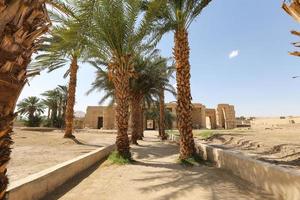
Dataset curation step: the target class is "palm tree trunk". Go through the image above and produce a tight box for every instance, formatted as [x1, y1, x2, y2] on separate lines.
[64, 56, 78, 138]
[0, 84, 21, 200]
[0, 1, 50, 198]
[174, 28, 196, 160]
[130, 94, 142, 145]
[159, 87, 167, 140]
[110, 59, 131, 159]
[137, 100, 144, 140]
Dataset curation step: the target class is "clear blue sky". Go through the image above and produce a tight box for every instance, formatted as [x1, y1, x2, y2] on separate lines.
[19, 0, 300, 117]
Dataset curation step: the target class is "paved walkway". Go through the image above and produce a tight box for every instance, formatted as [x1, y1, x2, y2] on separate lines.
[45, 132, 275, 200]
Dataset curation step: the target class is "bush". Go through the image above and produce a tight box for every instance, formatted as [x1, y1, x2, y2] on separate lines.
[24, 116, 43, 127]
[107, 151, 133, 165]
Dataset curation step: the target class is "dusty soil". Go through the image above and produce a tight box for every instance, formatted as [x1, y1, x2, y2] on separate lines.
[45, 132, 275, 200]
[198, 126, 300, 170]
[8, 128, 116, 182]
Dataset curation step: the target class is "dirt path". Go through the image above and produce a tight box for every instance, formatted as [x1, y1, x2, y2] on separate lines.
[46, 132, 275, 200]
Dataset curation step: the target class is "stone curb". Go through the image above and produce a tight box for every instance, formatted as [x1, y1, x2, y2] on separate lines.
[7, 144, 115, 200]
[169, 134, 300, 200]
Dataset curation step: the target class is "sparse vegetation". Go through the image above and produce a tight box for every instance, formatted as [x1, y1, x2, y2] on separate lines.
[178, 154, 203, 167]
[107, 151, 134, 165]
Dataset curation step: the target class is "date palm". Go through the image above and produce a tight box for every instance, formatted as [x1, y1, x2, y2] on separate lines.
[88, 53, 175, 145]
[80, 0, 155, 159]
[145, 0, 212, 160]
[0, 0, 70, 197]
[41, 86, 68, 128]
[17, 97, 45, 119]
[33, 15, 87, 138]
[283, 0, 300, 56]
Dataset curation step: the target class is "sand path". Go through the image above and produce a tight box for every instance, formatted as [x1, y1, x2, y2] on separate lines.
[46, 132, 275, 200]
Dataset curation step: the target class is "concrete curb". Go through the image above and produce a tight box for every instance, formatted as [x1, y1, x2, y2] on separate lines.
[169, 134, 300, 200]
[7, 144, 115, 200]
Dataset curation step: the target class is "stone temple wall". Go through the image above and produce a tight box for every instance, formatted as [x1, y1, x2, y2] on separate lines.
[205, 109, 217, 129]
[84, 103, 236, 130]
[216, 104, 236, 129]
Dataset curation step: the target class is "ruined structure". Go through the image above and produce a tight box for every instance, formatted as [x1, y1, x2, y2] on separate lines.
[84, 103, 236, 130]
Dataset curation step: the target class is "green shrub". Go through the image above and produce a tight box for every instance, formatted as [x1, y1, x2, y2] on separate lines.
[107, 151, 133, 165]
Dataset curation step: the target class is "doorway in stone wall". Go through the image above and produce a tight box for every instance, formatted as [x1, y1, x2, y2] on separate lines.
[97, 117, 103, 129]
[206, 116, 212, 130]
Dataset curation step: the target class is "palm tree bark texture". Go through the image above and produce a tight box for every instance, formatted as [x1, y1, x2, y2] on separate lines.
[130, 94, 143, 145]
[0, 1, 50, 199]
[109, 56, 131, 159]
[64, 56, 79, 138]
[174, 28, 196, 160]
[159, 86, 167, 140]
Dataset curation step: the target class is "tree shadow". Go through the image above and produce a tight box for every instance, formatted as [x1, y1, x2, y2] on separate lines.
[132, 161, 275, 200]
[68, 137, 104, 148]
[131, 139, 274, 200]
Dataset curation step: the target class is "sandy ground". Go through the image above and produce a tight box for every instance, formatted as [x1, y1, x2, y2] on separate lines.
[8, 128, 116, 182]
[45, 132, 275, 200]
[198, 126, 300, 170]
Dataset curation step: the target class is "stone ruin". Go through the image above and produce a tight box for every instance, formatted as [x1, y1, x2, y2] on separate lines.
[84, 103, 236, 130]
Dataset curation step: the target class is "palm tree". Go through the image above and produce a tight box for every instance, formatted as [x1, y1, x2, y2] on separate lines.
[0, 1, 71, 197]
[41, 86, 68, 128]
[283, 0, 300, 57]
[130, 55, 175, 143]
[80, 0, 155, 159]
[17, 97, 45, 126]
[88, 53, 175, 145]
[145, 0, 212, 160]
[33, 14, 88, 138]
[157, 61, 175, 140]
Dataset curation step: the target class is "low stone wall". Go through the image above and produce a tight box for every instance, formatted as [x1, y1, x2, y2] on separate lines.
[7, 144, 115, 200]
[169, 134, 300, 200]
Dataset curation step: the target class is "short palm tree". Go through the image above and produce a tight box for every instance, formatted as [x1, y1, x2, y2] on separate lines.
[33, 15, 87, 138]
[145, 0, 212, 160]
[0, 1, 70, 197]
[80, 0, 155, 159]
[17, 96, 45, 120]
[41, 86, 68, 128]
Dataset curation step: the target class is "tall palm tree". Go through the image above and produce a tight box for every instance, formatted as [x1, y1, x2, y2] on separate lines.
[33, 15, 88, 138]
[130, 55, 175, 143]
[80, 0, 155, 159]
[88, 54, 175, 145]
[145, 0, 212, 160]
[157, 61, 175, 140]
[0, 1, 71, 197]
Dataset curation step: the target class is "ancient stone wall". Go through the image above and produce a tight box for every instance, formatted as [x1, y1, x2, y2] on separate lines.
[84, 103, 236, 130]
[205, 109, 217, 129]
[192, 104, 206, 129]
[84, 106, 105, 129]
[216, 104, 236, 129]
[85, 106, 116, 129]
[103, 106, 116, 130]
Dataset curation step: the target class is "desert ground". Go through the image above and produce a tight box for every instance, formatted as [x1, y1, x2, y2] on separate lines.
[8, 125, 300, 184]
[8, 128, 116, 182]
[45, 132, 275, 200]
[193, 125, 300, 170]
